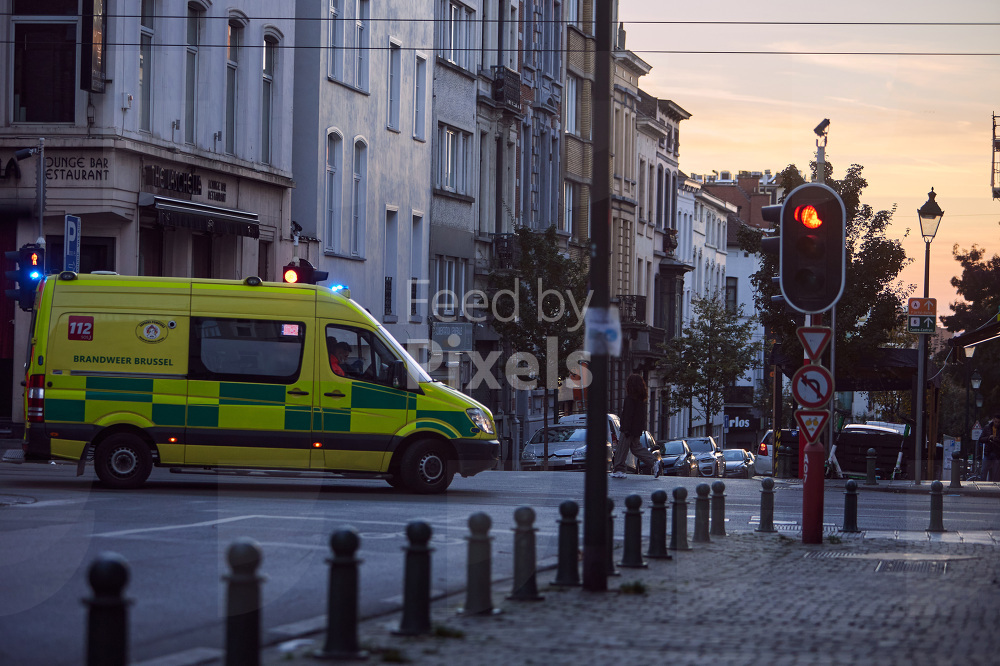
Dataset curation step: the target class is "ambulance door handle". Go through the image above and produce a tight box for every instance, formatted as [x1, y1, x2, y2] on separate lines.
[287, 388, 309, 396]
[324, 391, 346, 398]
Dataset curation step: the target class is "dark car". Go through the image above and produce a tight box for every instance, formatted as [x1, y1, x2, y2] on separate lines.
[686, 436, 724, 477]
[639, 438, 698, 476]
[722, 448, 755, 478]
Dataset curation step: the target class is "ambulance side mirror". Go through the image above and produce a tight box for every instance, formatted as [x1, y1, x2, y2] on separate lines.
[390, 360, 406, 390]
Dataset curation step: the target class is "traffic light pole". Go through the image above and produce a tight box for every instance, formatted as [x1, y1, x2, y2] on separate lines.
[36, 138, 45, 258]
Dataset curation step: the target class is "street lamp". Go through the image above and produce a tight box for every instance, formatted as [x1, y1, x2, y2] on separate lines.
[913, 189, 944, 484]
[964, 352, 979, 460]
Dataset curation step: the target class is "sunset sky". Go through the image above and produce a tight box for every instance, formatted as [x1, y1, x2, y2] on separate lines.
[623, 0, 1000, 330]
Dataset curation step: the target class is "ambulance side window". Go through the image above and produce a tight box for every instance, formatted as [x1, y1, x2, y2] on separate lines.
[326, 324, 400, 387]
[189, 317, 305, 383]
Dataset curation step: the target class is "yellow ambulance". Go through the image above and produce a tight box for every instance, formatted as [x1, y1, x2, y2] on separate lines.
[17, 272, 498, 493]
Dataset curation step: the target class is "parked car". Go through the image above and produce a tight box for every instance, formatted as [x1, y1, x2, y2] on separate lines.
[686, 436, 724, 477]
[638, 438, 697, 476]
[557, 413, 635, 472]
[755, 429, 800, 476]
[520, 425, 611, 471]
[722, 448, 756, 478]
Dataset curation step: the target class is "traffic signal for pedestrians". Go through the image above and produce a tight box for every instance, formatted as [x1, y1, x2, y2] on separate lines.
[778, 183, 846, 314]
[282, 258, 329, 285]
[4, 244, 44, 311]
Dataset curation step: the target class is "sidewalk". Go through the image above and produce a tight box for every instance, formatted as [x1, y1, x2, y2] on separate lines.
[777, 476, 1000, 498]
[258, 529, 1000, 666]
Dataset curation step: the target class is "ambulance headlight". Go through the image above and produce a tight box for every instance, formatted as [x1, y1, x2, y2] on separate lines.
[466, 408, 494, 435]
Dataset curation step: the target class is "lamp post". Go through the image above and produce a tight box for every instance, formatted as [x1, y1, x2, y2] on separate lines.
[971, 371, 982, 469]
[913, 188, 944, 485]
[964, 351, 978, 458]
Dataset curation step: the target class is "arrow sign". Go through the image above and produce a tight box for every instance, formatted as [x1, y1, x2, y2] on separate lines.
[791, 364, 834, 408]
[796, 326, 832, 362]
[795, 409, 830, 443]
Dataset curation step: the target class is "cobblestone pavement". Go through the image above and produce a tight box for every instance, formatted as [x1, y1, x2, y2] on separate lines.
[258, 529, 1000, 666]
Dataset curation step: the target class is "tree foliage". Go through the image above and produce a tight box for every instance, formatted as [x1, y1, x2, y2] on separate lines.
[739, 162, 913, 369]
[485, 226, 589, 388]
[657, 296, 760, 425]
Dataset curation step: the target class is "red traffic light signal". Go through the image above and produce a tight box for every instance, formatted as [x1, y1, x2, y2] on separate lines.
[281, 258, 329, 285]
[4, 244, 45, 311]
[779, 183, 846, 313]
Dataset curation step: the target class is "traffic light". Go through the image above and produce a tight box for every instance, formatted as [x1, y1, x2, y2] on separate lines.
[4, 244, 45, 311]
[760, 204, 785, 308]
[281, 258, 329, 285]
[778, 183, 846, 314]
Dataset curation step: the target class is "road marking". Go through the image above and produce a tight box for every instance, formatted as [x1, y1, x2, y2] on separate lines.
[94, 515, 260, 537]
[132, 646, 223, 666]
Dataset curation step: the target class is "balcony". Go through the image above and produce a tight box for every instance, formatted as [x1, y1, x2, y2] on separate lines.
[492, 66, 521, 113]
[617, 294, 646, 325]
[492, 233, 520, 270]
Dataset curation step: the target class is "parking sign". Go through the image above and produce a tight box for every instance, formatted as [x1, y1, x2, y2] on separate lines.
[64, 215, 81, 273]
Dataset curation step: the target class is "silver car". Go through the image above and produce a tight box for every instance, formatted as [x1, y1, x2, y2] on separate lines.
[520, 425, 611, 471]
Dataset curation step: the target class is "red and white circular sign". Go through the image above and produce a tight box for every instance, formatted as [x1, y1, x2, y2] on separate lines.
[791, 365, 834, 408]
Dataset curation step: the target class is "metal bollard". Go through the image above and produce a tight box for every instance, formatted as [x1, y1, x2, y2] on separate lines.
[711, 481, 727, 537]
[928, 480, 946, 533]
[396, 521, 433, 636]
[314, 529, 367, 660]
[842, 479, 860, 533]
[84, 552, 130, 666]
[620, 494, 647, 568]
[692, 483, 711, 543]
[553, 501, 581, 586]
[668, 487, 691, 551]
[647, 490, 671, 560]
[865, 448, 878, 485]
[607, 498, 620, 576]
[756, 478, 776, 533]
[509, 507, 544, 601]
[461, 512, 496, 615]
[950, 451, 963, 489]
[225, 539, 265, 666]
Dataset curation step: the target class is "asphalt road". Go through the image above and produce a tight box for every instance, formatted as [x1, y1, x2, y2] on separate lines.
[2, 462, 998, 665]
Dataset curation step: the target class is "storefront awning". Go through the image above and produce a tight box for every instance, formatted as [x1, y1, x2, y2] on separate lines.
[138, 193, 259, 239]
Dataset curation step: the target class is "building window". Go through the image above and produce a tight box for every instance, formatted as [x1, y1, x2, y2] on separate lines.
[326, 132, 343, 253]
[565, 74, 579, 136]
[351, 140, 368, 257]
[328, 0, 343, 81]
[437, 124, 471, 195]
[355, 0, 370, 91]
[433, 256, 467, 317]
[384, 209, 398, 316]
[563, 181, 575, 234]
[12, 22, 75, 123]
[410, 214, 423, 317]
[438, 0, 474, 70]
[225, 20, 243, 154]
[413, 55, 427, 140]
[139, 0, 154, 132]
[567, 0, 580, 27]
[261, 36, 277, 164]
[387, 41, 401, 130]
[185, 3, 201, 143]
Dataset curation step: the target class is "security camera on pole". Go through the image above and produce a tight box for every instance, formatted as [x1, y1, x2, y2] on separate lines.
[777, 178, 846, 545]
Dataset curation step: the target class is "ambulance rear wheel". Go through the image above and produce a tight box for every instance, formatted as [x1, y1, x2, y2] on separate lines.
[94, 434, 153, 489]
[400, 440, 454, 494]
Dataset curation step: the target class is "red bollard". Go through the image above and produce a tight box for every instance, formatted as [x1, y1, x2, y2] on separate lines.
[802, 440, 825, 544]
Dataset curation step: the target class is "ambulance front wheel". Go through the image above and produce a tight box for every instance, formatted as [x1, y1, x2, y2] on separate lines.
[94, 433, 153, 489]
[400, 439, 454, 494]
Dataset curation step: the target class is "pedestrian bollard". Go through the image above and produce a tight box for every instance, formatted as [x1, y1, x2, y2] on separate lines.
[950, 451, 963, 489]
[314, 529, 367, 660]
[692, 483, 711, 544]
[668, 487, 691, 551]
[756, 478, 776, 533]
[553, 501, 581, 586]
[928, 480, 946, 533]
[711, 481, 727, 537]
[225, 539, 265, 666]
[396, 521, 433, 636]
[607, 498, 620, 576]
[509, 507, 544, 601]
[647, 490, 671, 560]
[842, 479, 860, 533]
[865, 448, 878, 485]
[461, 512, 496, 615]
[620, 494, 647, 568]
[84, 552, 130, 666]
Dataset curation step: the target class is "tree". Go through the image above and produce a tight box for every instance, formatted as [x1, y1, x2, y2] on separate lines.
[738, 162, 912, 370]
[657, 296, 760, 428]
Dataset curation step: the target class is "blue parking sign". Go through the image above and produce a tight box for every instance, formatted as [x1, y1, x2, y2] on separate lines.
[64, 215, 81, 272]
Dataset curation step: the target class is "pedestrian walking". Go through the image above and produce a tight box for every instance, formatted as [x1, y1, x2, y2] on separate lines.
[611, 374, 661, 478]
[982, 414, 1000, 482]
